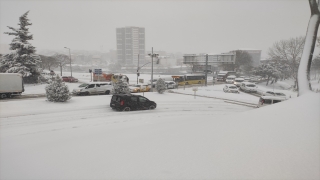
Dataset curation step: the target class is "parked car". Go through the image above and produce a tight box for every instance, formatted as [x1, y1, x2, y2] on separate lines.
[233, 78, 245, 87]
[129, 84, 150, 93]
[244, 77, 251, 82]
[110, 94, 157, 111]
[225, 75, 237, 84]
[223, 84, 240, 93]
[62, 76, 79, 82]
[72, 82, 112, 95]
[165, 81, 176, 89]
[258, 95, 286, 107]
[240, 82, 258, 93]
[147, 79, 158, 88]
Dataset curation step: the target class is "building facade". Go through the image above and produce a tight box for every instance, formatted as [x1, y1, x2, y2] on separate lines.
[183, 53, 236, 72]
[116, 26, 145, 65]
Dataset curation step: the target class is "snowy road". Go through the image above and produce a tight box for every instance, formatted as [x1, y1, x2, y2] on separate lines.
[0, 93, 254, 179]
[1, 90, 319, 179]
[0, 93, 251, 137]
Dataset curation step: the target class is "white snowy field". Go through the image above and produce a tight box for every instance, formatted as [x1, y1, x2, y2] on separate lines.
[1, 72, 319, 179]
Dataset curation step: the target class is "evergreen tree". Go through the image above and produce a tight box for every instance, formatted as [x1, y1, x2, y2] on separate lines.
[0, 11, 41, 83]
[111, 79, 130, 94]
[156, 78, 166, 94]
[45, 75, 71, 102]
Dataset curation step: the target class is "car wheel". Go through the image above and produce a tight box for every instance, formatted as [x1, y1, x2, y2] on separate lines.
[85, 92, 90, 96]
[123, 107, 131, 111]
[105, 90, 110, 95]
[149, 105, 156, 110]
[0, 94, 7, 99]
[185, 82, 189, 85]
[198, 81, 201, 84]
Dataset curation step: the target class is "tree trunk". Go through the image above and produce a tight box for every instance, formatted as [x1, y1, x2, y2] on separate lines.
[297, 0, 320, 95]
[266, 76, 270, 86]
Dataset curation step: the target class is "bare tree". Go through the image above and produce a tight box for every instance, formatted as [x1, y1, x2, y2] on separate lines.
[234, 50, 253, 73]
[311, 56, 320, 80]
[39, 55, 59, 71]
[297, 0, 320, 95]
[268, 36, 305, 89]
[54, 54, 69, 76]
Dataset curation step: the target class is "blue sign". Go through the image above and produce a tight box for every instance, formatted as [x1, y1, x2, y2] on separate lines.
[94, 69, 102, 75]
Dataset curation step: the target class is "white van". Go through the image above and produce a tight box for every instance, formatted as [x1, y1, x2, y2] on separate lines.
[240, 82, 258, 93]
[258, 96, 286, 107]
[225, 75, 237, 83]
[72, 82, 113, 95]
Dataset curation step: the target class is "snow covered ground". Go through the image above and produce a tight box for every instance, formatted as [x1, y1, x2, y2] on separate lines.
[1, 72, 319, 179]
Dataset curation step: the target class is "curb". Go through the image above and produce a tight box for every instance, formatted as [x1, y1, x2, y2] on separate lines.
[168, 91, 258, 108]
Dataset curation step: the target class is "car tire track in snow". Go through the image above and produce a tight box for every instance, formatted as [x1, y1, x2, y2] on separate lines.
[0, 95, 253, 138]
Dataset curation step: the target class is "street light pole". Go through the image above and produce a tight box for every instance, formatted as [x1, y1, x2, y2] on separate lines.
[64, 47, 72, 77]
[148, 47, 159, 92]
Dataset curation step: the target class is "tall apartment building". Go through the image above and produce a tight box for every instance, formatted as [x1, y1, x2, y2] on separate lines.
[116, 26, 145, 65]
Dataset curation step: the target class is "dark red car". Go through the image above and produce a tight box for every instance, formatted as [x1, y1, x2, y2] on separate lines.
[62, 76, 79, 82]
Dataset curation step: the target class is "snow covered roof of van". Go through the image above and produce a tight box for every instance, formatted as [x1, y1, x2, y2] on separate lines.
[260, 96, 287, 100]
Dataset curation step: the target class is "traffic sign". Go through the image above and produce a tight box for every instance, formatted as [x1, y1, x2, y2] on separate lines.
[94, 69, 102, 75]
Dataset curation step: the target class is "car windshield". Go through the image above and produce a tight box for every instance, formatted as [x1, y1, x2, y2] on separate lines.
[246, 84, 256, 87]
[275, 93, 285, 96]
[229, 86, 237, 89]
[235, 80, 244, 82]
[79, 83, 89, 87]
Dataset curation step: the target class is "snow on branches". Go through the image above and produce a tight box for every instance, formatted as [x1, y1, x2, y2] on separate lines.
[156, 78, 166, 94]
[111, 79, 131, 94]
[45, 75, 72, 102]
[0, 11, 41, 83]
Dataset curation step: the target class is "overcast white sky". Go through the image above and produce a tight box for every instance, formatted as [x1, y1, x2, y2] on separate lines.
[0, 0, 317, 58]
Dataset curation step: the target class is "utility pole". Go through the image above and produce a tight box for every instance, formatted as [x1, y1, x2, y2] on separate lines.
[137, 54, 139, 84]
[148, 47, 159, 92]
[205, 54, 208, 86]
[151, 47, 154, 92]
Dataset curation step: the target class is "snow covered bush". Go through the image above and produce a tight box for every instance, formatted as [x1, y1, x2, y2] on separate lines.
[111, 79, 130, 94]
[0, 11, 41, 83]
[45, 75, 71, 102]
[156, 78, 166, 94]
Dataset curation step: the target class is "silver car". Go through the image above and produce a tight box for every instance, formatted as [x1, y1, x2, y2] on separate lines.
[223, 84, 240, 93]
[165, 81, 176, 89]
[233, 78, 244, 87]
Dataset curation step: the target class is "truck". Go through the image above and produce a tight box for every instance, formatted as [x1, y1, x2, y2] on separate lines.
[216, 71, 236, 82]
[93, 73, 129, 83]
[0, 73, 24, 99]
